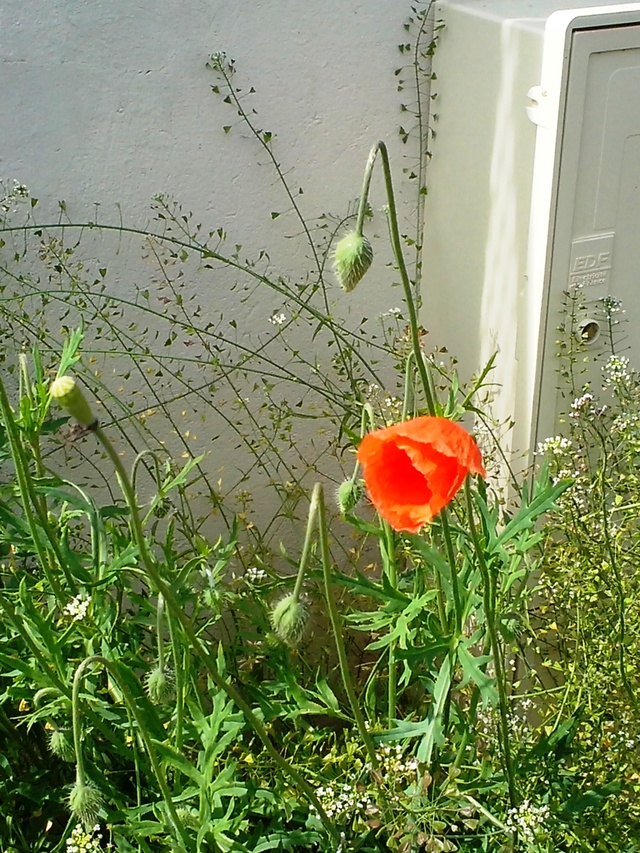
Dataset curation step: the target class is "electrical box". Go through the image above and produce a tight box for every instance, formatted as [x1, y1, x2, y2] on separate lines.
[423, 0, 640, 466]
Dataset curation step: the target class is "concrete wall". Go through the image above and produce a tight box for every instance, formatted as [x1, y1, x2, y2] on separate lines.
[0, 0, 428, 539]
[1, 0, 415, 256]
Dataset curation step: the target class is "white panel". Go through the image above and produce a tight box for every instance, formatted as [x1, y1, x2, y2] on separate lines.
[534, 24, 640, 445]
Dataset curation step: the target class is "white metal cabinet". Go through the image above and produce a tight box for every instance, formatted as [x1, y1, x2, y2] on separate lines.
[423, 1, 640, 467]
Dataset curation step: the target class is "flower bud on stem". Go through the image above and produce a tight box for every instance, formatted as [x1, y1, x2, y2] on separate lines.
[91, 426, 339, 844]
[49, 376, 98, 430]
[71, 655, 190, 844]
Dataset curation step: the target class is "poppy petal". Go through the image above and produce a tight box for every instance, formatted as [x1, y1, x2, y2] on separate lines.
[357, 416, 486, 532]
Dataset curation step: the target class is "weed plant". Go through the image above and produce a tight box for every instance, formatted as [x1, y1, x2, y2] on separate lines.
[0, 6, 638, 853]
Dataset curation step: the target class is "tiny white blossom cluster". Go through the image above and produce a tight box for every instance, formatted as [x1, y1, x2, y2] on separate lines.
[505, 799, 550, 844]
[311, 780, 376, 821]
[64, 593, 90, 622]
[311, 745, 419, 825]
[602, 354, 631, 387]
[1, 179, 29, 213]
[602, 716, 640, 754]
[601, 295, 624, 318]
[268, 311, 287, 326]
[570, 392, 594, 415]
[380, 306, 403, 319]
[245, 566, 267, 584]
[372, 743, 419, 777]
[536, 436, 572, 456]
[613, 411, 640, 433]
[66, 823, 111, 853]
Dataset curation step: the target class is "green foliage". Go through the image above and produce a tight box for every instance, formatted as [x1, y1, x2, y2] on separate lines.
[0, 7, 638, 853]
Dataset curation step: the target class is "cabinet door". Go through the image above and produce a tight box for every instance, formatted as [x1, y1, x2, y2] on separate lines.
[535, 24, 640, 446]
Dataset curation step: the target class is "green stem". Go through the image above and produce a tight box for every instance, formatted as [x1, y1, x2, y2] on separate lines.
[464, 478, 517, 808]
[156, 593, 167, 673]
[401, 351, 416, 420]
[71, 655, 191, 851]
[93, 427, 339, 843]
[0, 378, 71, 599]
[355, 144, 379, 236]
[316, 484, 379, 771]
[439, 511, 463, 633]
[594, 431, 637, 710]
[292, 490, 319, 601]
[371, 143, 464, 647]
[377, 141, 435, 415]
[382, 522, 398, 724]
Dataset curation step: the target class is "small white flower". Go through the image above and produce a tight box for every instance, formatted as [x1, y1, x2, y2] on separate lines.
[65, 823, 110, 853]
[63, 593, 90, 622]
[246, 566, 267, 583]
[268, 311, 287, 326]
[536, 436, 572, 456]
[602, 354, 631, 387]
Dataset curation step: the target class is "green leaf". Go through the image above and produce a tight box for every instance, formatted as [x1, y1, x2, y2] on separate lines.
[493, 477, 572, 549]
[457, 642, 497, 705]
[331, 569, 409, 604]
[561, 780, 624, 816]
[376, 654, 453, 766]
[151, 739, 205, 786]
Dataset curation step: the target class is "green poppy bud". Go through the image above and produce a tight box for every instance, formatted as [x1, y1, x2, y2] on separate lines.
[336, 479, 363, 514]
[270, 593, 307, 645]
[48, 728, 75, 762]
[145, 665, 176, 704]
[50, 376, 98, 429]
[68, 780, 103, 827]
[333, 231, 373, 292]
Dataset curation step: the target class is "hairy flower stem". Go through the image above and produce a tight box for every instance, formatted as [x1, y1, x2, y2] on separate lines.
[0, 378, 73, 600]
[292, 490, 318, 602]
[156, 593, 167, 672]
[355, 145, 379, 237]
[377, 142, 435, 415]
[382, 522, 398, 723]
[72, 655, 191, 850]
[369, 143, 463, 639]
[439, 512, 463, 634]
[316, 484, 380, 772]
[464, 478, 517, 808]
[93, 427, 339, 843]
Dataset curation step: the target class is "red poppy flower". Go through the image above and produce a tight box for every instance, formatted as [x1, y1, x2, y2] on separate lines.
[357, 416, 486, 533]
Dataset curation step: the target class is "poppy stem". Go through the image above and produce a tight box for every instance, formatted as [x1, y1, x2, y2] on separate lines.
[292, 487, 319, 601]
[382, 521, 398, 722]
[355, 143, 380, 236]
[93, 427, 340, 844]
[463, 477, 518, 809]
[315, 483, 380, 772]
[439, 510, 463, 633]
[376, 141, 436, 417]
[71, 655, 192, 851]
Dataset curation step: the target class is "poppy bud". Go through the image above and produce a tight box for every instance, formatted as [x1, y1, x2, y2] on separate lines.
[50, 376, 98, 429]
[333, 231, 373, 292]
[152, 496, 173, 519]
[336, 479, 363, 514]
[48, 728, 75, 762]
[270, 593, 307, 645]
[145, 665, 176, 704]
[68, 780, 103, 827]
